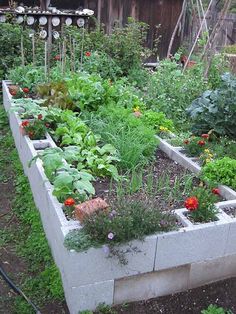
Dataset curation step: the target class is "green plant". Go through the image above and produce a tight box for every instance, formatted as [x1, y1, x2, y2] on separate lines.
[184, 187, 219, 223]
[67, 72, 106, 111]
[37, 81, 76, 110]
[82, 51, 122, 80]
[21, 115, 46, 140]
[183, 134, 210, 157]
[96, 303, 117, 314]
[65, 198, 177, 253]
[85, 105, 158, 171]
[201, 304, 233, 314]
[187, 73, 236, 138]
[143, 58, 207, 128]
[201, 157, 236, 190]
[8, 65, 45, 93]
[223, 44, 236, 54]
[141, 110, 174, 133]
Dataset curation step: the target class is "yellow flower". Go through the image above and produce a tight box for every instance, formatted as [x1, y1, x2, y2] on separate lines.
[133, 106, 140, 112]
[159, 126, 169, 132]
[205, 158, 211, 163]
[208, 154, 213, 158]
[204, 149, 210, 153]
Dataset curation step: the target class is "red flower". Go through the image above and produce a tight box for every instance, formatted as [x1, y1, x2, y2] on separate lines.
[201, 134, 209, 139]
[10, 90, 17, 96]
[212, 188, 220, 195]
[21, 120, 30, 128]
[54, 55, 60, 61]
[45, 123, 50, 128]
[184, 197, 199, 211]
[198, 140, 205, 146]
[23, 87, 30, 94]
[184, 139, 189, 145]
[64, 198, 75, 206]
[85, 51, 91, 57]
[38, 114, 43, 120]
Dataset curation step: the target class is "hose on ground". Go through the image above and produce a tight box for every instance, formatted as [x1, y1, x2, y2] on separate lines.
[0, 264, 41, 314]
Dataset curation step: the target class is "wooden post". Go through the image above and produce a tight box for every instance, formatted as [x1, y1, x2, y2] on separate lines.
[97, 0, 102, 24]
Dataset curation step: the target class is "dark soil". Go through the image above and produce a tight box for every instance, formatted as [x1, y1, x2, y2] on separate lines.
[113, 277, 236, 314]
[94, 149, 199, 211]
[223, 206, 236, 218]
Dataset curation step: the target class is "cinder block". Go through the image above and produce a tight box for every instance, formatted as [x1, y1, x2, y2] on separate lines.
[114, 264, 190, 305]
[62, 235, 158, 287]
[189, 253, 236, 288]
[155, 218, 230, 271]
[65, 280, 114, 314]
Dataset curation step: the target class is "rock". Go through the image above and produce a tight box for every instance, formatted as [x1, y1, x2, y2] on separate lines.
[73, 197, 109, 222]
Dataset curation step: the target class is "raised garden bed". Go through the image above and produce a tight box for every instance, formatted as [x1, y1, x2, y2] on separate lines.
[3, 80, 236, 314]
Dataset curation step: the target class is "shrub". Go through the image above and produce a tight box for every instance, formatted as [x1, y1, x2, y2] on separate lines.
[82, 51, 122, 80]
[143, 59, 207, 128]
[201, 157, 236, 190]
[223, 44, 236, 54]
[187, 73, 236, 138]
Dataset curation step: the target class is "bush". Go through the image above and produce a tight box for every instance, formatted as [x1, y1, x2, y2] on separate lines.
[143, 59, 207, 128]
[201, 304, 233, 314]
[187, 73, 236, 138]
[201, 157, 236, 190]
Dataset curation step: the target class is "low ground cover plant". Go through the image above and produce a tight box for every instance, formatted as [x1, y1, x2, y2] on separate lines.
[201, 157, 236, 191]
[202, 304, 233, 314]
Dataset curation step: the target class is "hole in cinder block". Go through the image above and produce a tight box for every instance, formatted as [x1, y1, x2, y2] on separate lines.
[33, 141, 51, 150]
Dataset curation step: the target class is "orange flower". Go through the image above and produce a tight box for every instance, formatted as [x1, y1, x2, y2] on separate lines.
[184, 197, 199, 211]
[201, 134, 209, 139]
[85, 51, 91, 57]
[184, 139, 189, 145]
[64, 198, 76, 206]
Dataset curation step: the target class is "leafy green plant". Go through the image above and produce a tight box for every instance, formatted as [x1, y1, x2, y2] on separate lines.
[141, 110, 174, 132]
[37, 81, 76, 110]
[8, 64, 45, 93]
[187, 73, 236, 138]
[201, 304, 233, 314]
[184, 187, 219, 223]
[201, 157, 236, 190]
[67, 72, 106, 111]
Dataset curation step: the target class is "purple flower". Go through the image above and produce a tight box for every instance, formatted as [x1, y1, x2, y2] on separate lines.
[109, 210, 117, 219]
[107, 232, 114, 240]
[102, 245, 110, 256]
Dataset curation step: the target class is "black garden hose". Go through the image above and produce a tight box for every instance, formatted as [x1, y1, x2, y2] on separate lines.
[0, 264, 41, 314]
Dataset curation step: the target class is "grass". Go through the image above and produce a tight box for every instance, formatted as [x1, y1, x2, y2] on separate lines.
[0, 101, 65, 313]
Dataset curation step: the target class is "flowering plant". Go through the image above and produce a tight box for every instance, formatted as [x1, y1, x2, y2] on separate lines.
[183, 134, 210, 157]
[184, 187, 219, 223]
[199, 148, 215, 165]
[21, 114, 46, 140]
